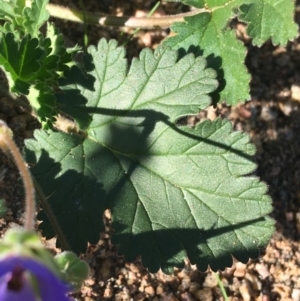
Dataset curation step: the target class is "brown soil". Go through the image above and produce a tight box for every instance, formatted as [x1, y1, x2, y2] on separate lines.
[1, 1, 300, 301]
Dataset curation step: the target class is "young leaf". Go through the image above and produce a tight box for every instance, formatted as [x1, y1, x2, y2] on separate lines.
[0, 33, 44, 94]
[23, 0, 49, 37]
[0, 0, 16, 21]
[25, 39, 274, 273]
[238, 1, 298, 46]
[163, 0, 298, 105]
[27, 83, 57, 129]
[0, 31, 80, 128]
[0, 0, 49, 38]
[46, 23, 81, 72]
[163, 13, 250, 105]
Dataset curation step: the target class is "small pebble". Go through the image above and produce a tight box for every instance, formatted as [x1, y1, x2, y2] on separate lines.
[144, 285, 155, 296]
[239, 281, 251, 301]
[233, 262, 247, 278]
[180, 292, 194, 301]
[193, 288, 212, 301]
[291, 84, 300, 102]
[260, 106, 277, 121]
[203, 273, 217, 288]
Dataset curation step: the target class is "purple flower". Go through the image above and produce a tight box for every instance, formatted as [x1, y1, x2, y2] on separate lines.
[0, 256, 72, 301]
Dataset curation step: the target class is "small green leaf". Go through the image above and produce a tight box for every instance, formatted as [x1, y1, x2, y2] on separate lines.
[0, 33, 43, 94]
[54, 252, 89, 291]
[0, 30, 79, 127]
[163, 0, 298, 104]
[14, 0, 26, 27]
[0, 23, 20, 39]
[23, 0, 49, 37]
[0, 0, 49, 38]
[27, 83, 57, 128]
[46, 23, 81, 72]
[25, 39, 274, 272]
[238, 1, 298, 46]
[163, 12, 250, 105]
[0, 0, 16, 21]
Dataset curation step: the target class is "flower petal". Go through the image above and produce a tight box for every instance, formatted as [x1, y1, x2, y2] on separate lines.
[0, 273, 36, 301]
[0, 256, 72, 301]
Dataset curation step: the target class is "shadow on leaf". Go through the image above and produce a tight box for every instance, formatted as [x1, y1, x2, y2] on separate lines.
[112, 217, 270, 273]
[178, 45, 225, 106]
[23, 53, 273, 272]
[25, 147, 108, 254]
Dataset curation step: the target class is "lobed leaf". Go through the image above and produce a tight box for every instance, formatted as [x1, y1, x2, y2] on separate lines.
[0, 0, 16, 21]
[0, 33, 43, 94]
[25, 39, 274, 273]
[46, 23, 81, 72]
[163, 0, 298, 105]
[0, 29, 80, 127]
[238, 1, 298, 46]
[27, 83, 57, 128]
[0, 0, 49, 38]
[23, 0, 49, 37]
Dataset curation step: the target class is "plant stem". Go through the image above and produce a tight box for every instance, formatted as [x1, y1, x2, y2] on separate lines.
[25, 0, 206, 29]
[0, 120, 35, 230]
[33, 178, 71, 251]
[79, 0, 88, 51]
[122, 1, 161, 46]
[215, 272, 230, 301]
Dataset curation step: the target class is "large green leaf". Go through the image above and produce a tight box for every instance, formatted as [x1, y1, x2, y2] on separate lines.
[163, 0, 298, 105]
[25, 39, 274, 273]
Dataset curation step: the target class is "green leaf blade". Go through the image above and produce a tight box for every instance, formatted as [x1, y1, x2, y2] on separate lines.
[104, 119, 273, 272]
[163, 0, 298, 104]
[238, 0, 298, 46]
[0, 1, 16, 21]
[26, 39, 274, 272]
[0, 33, 43, 93]
[25, 130, 108, 254]
[163, 13, 251, 105]
[23, 0, 49, 37]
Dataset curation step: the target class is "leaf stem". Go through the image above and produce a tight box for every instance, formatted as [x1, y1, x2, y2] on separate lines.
[215, 272, 230, 301]
[79, 0, 88, 51]
[25, 0, 206, 29]
[0, 120, 35, 230]
[33, 178, 71, 251]
[121, 1, 161, 46]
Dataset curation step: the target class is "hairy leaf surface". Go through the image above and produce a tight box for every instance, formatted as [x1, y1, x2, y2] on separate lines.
[0, 1, 16, 21]
[163, 0, 297, 105]
[25, 39, 274, 272]
[23, 0, 49, 36]
[0, 0, 49, 38]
